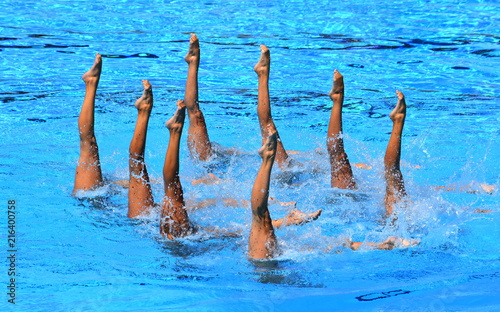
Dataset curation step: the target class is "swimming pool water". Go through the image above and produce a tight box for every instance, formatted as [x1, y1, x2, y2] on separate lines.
[1, 0, 499, 311]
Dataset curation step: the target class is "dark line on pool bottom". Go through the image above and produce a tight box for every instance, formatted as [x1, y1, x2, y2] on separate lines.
[101, 53, 159, 59]
[355, 289, 411, 302]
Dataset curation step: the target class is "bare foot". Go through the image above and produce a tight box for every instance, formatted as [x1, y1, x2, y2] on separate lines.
[378, 236, 419, 250]
[349, 241, 363, 251]
[348, 236, 419, 251]
[82, 53, 102, 83]
[389, 90, 406, 122]
[378, 236, 398, 250]
[473, 209, 493, 213]
[269, 197, 297, 207]
[354, 163, 372, 170]
[184, 33, 200, 64]
[192, 173, 221, 185]
[258, 130, 277, 161]
[114, 179, 129, 188]
[165, 100, 186, 133]
[480, 183, 497, 194]
[254, 45, 270, 76]
[134, 80, 153, 112]
[328, 69, 344, 101]
[432, 185, 450, 191]
[283, 209, 322, 226]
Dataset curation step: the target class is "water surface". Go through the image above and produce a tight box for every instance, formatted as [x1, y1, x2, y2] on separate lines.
[1, 0, 499, 311]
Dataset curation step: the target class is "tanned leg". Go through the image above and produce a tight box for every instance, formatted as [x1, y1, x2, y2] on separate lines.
[160, 100, 192, 239]
[73, 53, 104, 193]
[384, 90, 407, 215]
[254, 45, 289, 168]
[248, 131, 279, 259]
[128, 80, 155, 218]
[184, 33, 212, 161]
[327, 70, 356, 189]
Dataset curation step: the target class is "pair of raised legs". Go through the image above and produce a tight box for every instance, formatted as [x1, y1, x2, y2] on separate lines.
[128, 80, 191, 239]
[183, 36, 291, 167]
[123, 77, 194, 238]
[327, 69, 407, 215]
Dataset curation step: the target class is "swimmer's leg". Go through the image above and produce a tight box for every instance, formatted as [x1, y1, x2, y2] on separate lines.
[254, 45, 290, 168]
[184, 34, 212, 161]
[160, 100, 192, 239]
[327, 70, 356, 190]
[128, 80, 155, 218]
[73, 53, 104, 194]
[384, 91, 407, 215]
[248, 132, 279, 259]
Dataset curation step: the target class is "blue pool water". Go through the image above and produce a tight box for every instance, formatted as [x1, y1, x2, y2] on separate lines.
[1, 0, 499, 311]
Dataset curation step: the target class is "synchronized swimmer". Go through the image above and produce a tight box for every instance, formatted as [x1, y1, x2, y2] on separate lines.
[72, 34, 492, 260]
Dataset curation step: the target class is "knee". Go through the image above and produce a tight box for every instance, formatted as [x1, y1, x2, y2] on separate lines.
[385, 167, 401, 178]
[329, 152, 348, 165]
[327, 139, 344, 153]
[129, 151, 143, 161]
[80, 135, 98, 148]
[80, 132, 96, 140]
[129, 154, 145, 172]
[189, 109, 205, 123]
